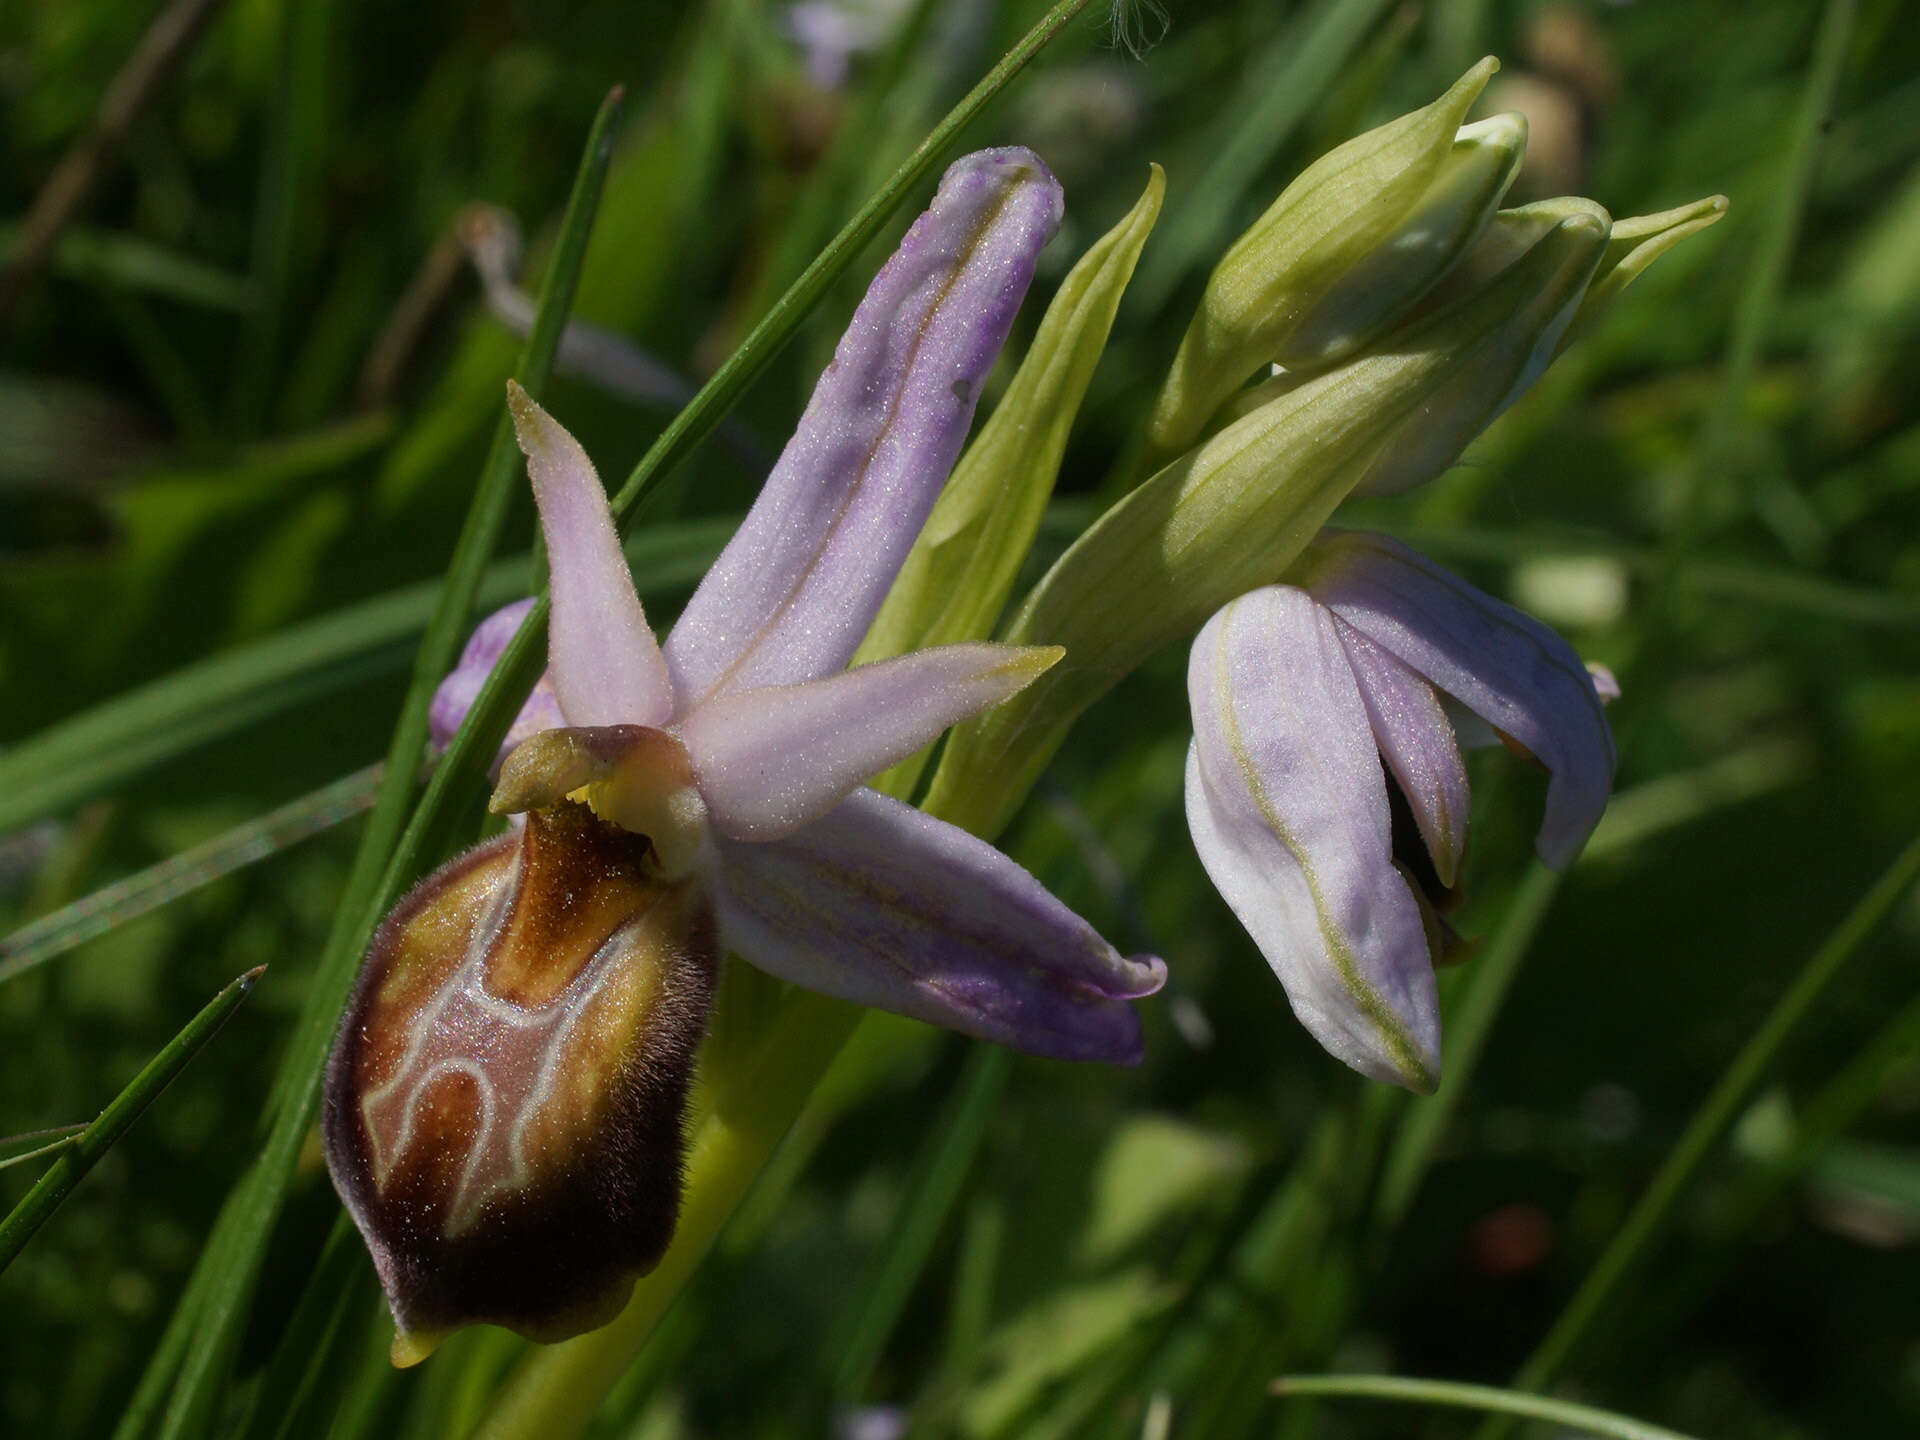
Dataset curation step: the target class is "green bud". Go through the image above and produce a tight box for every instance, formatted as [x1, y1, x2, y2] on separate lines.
[1565, 193, 1729, 345]
[853, 168, 1163, 799]
[1147, 58, 1523, 454]
[924, 205, 1610, 838]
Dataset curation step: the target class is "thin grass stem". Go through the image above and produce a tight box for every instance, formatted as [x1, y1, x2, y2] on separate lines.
[1272, 1374, 1698, 1440]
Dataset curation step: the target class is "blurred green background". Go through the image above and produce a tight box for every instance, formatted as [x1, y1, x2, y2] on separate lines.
[3, 0, 1918, 1436]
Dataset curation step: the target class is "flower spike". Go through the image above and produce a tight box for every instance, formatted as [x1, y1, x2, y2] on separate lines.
[329, 154, 1158, 1356]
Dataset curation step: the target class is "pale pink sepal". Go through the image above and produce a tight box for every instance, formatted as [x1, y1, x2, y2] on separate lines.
[1304, 531, 1615, 870]
[507, 383, 673, 729]
[680, 644, 1060, 843]
[663, 149, 1064, 708]
[1186, 589, 1441, 1091]
[711, 789, 1165, 1063]
[1334, 622, 1471, 890]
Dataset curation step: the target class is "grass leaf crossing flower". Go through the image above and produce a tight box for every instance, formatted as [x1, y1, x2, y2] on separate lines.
[323, 148, 1164, 1358]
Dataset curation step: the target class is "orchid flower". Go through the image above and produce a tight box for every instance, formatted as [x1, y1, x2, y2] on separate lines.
[1184, 530, 1615, 1092]
[323, 149, 1164, 1357]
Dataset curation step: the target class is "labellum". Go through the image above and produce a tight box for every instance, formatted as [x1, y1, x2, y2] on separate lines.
[323, 773, 716, 1361]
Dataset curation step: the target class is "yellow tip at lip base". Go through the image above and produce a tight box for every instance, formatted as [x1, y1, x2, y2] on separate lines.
[391, 1326, 447, 1369]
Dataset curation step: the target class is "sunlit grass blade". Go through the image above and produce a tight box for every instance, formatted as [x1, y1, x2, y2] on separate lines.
[1271, 1374, 1699, 1440]
[135, 89, 627, 1440]
[0, 1123, 88, 1171]
[0, 516, 729, 838]
[0, 966, 261, 1273]
[829, 1043, 1012, 1403]
[0, 763, 383, 985]
[1468, 827, 1920, 1440]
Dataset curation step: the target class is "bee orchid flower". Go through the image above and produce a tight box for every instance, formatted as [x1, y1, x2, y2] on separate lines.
[324, 149, 1164, 1359]
[1184, 530, 1615, 1093]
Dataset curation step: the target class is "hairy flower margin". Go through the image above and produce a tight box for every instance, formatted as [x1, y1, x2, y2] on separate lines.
[323, 149, 1164, 1358]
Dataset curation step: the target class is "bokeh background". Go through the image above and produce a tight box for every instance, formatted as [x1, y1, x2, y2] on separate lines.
[3, 0, 1918, 1436]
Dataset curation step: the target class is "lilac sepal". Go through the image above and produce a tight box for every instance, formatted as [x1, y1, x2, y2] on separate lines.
[680, 644, 1060, 843]
[508, 382, 674, 728]
[1186, 589, 1441, 1091]
[711, 788, 1165, 1063]
[428, 599, 566, 760]
[1302, 531, 1615, 869]
[664, 149, 1064, 707]
[1334, 623, 1471, 889]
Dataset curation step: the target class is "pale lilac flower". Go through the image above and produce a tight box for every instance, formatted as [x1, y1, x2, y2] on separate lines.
[1185, 530, 1615, 1091]
[325, 150, 1162, 1354]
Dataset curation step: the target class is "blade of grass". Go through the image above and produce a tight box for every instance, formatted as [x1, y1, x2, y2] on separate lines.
[137, 90, 627, 1440]
[0, 967, 261, 1272]
[1271, 1374, 1697, 1440]
[0, 223, 253, 312]
[231, 0, 331, 433]
[232, 1217, 379, 1440]
[0, 516, 729, 838]
[1470, 827, 1920, 1440]
[0, 763, 383, 984]
[1650, 0, 1859, 619]
[1624, 986, 1920, 1362]
[0, 1123, 88, 1171]
[603, 0, 1101, 527]
[0, 0, 234, 328]
[829, 1043, 1013, 1403]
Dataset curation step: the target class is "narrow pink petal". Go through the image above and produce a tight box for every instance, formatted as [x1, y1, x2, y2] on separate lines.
[664, 149, 1064, 707]
[1186, 589, 1441, 1091]
[710, 789, 1163, 1063]
[1334, 621, 1472, 889]
[1303, 531, 1615, 869]
[508, 384, 673, 728]
[680, 644, 1059, 842]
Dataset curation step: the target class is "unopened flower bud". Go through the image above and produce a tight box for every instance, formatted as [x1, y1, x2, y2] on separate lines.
[1147, 58, 1523, 453]
[926, 200, 1609, 838]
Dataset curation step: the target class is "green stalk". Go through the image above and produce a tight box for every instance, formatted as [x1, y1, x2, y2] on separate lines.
[0, 968, 260, 1272]
[1472, 828, 1920, 1439]
[1273, 1374, 1698, 1440]
[132, 90, 628, 1440]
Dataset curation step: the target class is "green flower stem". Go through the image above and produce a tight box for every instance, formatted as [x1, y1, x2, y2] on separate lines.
[131, 90, 626, 1440]
[1272, 1374, 1698, 1440]
[1471, 827, 1920, 1440]
[0, 967, 260, 1273]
